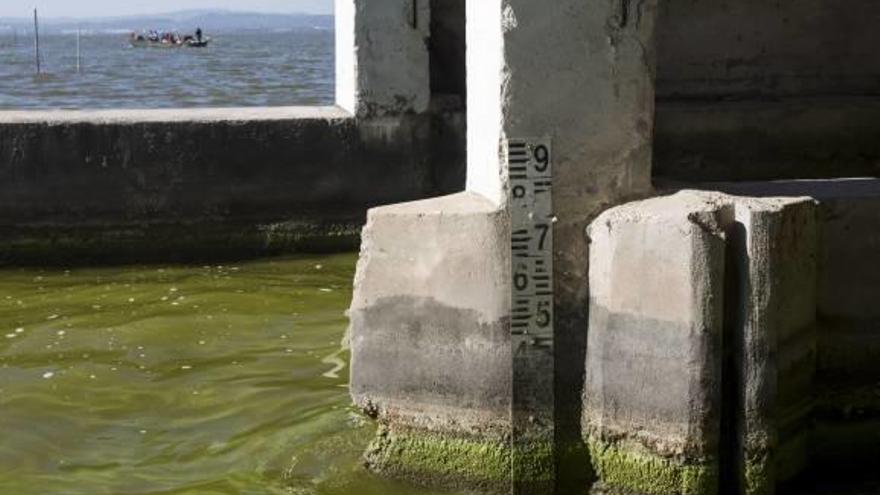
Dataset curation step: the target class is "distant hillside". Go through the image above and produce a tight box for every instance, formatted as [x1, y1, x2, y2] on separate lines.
[0, 10, 333, 35]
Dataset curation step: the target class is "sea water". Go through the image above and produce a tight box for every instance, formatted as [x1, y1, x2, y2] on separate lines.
[0, 30, 334, 110]
[0, 255, 458, 495]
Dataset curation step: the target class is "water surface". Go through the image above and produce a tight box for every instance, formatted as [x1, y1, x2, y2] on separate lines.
[0, 30, 334, 109]
[0, 255, 454, 495]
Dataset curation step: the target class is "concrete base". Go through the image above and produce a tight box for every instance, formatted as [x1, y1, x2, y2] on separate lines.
[347, 192, 557, 489]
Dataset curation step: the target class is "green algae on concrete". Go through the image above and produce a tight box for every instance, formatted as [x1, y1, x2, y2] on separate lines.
[744, 453, 774, 495]
[0, 218, 362, 266]
[364, 426, 554, 493]
[587, 438, 717, 495]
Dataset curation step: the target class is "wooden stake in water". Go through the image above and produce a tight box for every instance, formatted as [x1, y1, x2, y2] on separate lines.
[33, 8, 41, 75]
[76, 27, 81, 74]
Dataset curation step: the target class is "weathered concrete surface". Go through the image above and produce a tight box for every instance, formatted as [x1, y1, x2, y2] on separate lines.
[0, 108, 466, 264]
[656, 0, 880, 99]
[429, 0, 466, 103]
[464, 0, 660, 489]
[654, 99, 880, 182]
[660, 179, 880, 484]
[663, 180, 880, 382]
[336, 0, 431, 117]
[652, 0, 880, 182]
[348, 192, 517, 490]
[585, 191, 732, 495]
[727, 198, 817, 495]
[349, 0, 662, 490]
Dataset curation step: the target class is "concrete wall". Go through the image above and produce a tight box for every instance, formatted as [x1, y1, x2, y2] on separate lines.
[0, 107, 465, 264]
[654, 98, 880, 182]
[430, 0, 466, 103]
[656, 0, 880, 99]
[653, 0, 880, 181]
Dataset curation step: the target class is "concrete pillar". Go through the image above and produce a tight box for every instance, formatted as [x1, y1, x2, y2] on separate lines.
[728, 198, 817, 495]
[348, 0, 660, 490]
[336, 0, 431, 117]
[466, 0, 660, 488]
[585, 191, 732, 495]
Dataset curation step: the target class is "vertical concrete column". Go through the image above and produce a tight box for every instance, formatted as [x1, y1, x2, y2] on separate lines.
[335, 0, 431, 116]
[585, 191, 731, 495]
[729, 198, 817, 495]
[466, 0, 659, 486]
[349, 0, 660, 490]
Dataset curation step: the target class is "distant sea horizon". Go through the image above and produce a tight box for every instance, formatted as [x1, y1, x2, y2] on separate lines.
[0, 23, 335, 110]
[0, 9, 333, 35]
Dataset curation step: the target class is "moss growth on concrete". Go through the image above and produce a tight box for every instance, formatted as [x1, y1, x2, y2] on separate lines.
[0, 218, 361, 266]
[364, 426, 553, 492]
[744, 452, 773, 495]
[587, 438, 717, 495]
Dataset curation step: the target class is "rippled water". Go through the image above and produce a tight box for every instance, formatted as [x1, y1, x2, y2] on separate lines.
[0, 30, 334, 109]
[0, 255, 456, 495]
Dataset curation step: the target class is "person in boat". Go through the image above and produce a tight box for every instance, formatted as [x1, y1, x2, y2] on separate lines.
[196, 27, 203, 43]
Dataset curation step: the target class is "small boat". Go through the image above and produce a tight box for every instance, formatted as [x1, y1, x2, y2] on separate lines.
[129, 32, 211, 49]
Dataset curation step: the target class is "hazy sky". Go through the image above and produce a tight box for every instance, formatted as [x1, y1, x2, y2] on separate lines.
[0, 1, 333, 18]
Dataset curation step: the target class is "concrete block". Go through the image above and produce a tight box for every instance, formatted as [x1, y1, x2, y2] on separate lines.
[584, 191, 732, 495]
[657, 179, 880, 483]
[348, 192, 525, 490]
[664, 180, 880, 381]
[727, 198, 818, 495]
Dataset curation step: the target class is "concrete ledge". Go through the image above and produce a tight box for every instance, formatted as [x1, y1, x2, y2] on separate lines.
[0, 215, 362, 266]
[0, 106, 351, 124]
[0, 106, 466, 263]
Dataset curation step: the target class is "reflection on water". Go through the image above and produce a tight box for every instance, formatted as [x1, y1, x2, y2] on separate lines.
[0, 255, 455, 495]
[0, 30, 334, 109]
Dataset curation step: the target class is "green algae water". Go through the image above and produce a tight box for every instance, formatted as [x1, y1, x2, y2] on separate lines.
[0, 254, 454, 495]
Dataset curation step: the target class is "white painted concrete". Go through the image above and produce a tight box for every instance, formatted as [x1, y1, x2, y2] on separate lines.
[335, 0, 357, 114]
[465, 0, 505, 205]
